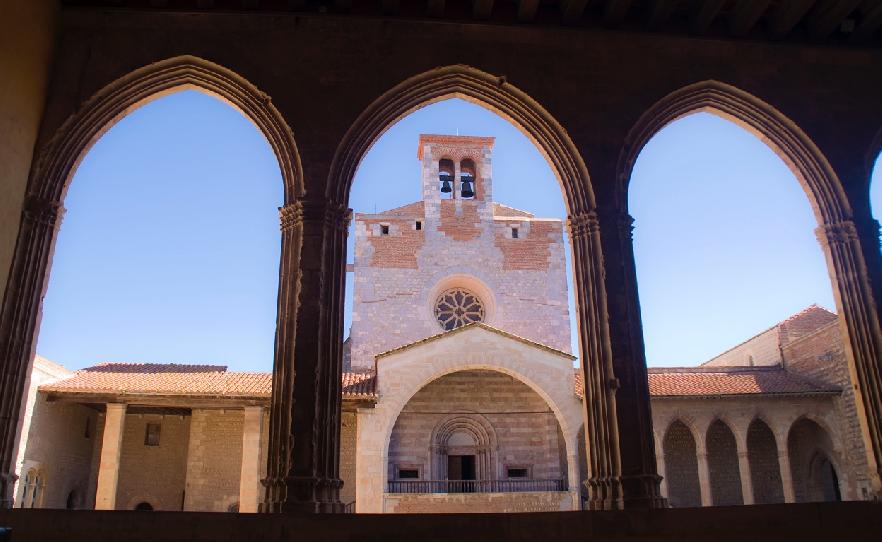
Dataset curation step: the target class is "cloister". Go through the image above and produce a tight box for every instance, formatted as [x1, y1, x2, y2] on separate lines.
[1, 1, 882, 541]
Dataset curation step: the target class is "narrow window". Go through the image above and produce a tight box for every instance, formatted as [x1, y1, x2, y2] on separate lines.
[144, 423, 161, 447]
[439, 158, 454, 199]
[511, 227, 519, 239]
[415, 221, 422, 231]
[398, 468, 420, 479]
[380, 224, 390, 236]
[506, 467, 529, 479]
[460, 159, 476, 199]
[84, 417, 92, 439]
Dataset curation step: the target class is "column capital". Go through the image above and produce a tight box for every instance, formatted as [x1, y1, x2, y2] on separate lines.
[279, 200, 352, 233]
[279, 203, 303, 232]
[22, 193, 64, 228]
[566, 210, 599, 240]
[815, 219, 859, 247]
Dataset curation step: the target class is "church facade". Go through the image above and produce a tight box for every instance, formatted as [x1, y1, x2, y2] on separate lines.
[11, 135, 873, 513]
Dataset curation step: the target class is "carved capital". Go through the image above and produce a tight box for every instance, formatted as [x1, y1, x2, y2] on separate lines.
[567, 210, 599, 240]
[279, 203, 303, 232]
[816, 220, 859, 248]
[23, 194, 64, 228]
[297, 199, 352, 232]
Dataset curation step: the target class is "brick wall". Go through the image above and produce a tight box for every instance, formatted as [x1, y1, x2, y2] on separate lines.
[703, 327, 781, 367]
[663, 421, 701, 508]
[746, 420, 784, 504]
[184, 409, 243, 512]
[706, 420, 743, 506]
[116, 413, 190, 511]
[388, 371, 565, 483]
[383, 490, 573, 513]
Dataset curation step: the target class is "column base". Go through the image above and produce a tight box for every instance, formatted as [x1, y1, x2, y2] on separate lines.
[621, 473, 667, 509]
[584, 477, 623, 510]
[263, 476, 344, 514]
[0, 472, 18, 509]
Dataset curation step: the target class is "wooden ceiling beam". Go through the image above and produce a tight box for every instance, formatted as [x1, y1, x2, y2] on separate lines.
[473, 0, 494, 20]
[729, 0, 772, 36]
[851, 0, 882, 42]
[691, 0, 726, 35]
[603, 0, 633, 25]
[561, 0, 590, 25]
[646, 0, 678, 29]
[517, 0, 540, 22]
[768, 0, 817, 36]
[806, 0, 862, 38]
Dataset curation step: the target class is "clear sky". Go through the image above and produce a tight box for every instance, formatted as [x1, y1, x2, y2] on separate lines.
[36, 90, 879, 371]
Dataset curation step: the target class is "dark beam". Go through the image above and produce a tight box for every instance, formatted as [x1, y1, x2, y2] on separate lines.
[768, 0, 816, 37]
[806, 0, 862, 38]
[645, 0, 677, 29]
[473, 0, 494, 20]
[691, 0, 726, 34]
[729, 0, 772, 36]
[380, 0, 400, 15]
[427, 0, 445, 18]
[518, 0, 540, 22]
[851, 0, 882, 42]
[561, 0, 590, 25]
[603, 0, 633, 25]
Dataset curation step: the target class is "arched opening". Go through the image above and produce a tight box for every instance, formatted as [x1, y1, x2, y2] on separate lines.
[706, 420, 743, 506]
[134, 502, 154, 511]
[662, 421, 701, 508]
[788, 418, 841, 503]
[18, 468, 43, 509]
[747, 419, 784, 504]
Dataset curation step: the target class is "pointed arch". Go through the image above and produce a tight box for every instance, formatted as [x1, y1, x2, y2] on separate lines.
[327, 64, 594, 214]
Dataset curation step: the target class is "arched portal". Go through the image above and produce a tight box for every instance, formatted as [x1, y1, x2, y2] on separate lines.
[332, 64, 660, 510]
[706, 420, 743, 506]
[788, 418, 842, 503]
[662, 420, 701, 508]
[618, 80, 882, 496]
[747, 419, 784, 504]
[0, 55, 301, 508]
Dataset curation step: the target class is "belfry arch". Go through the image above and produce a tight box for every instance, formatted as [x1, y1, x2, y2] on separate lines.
[617, 79, 882, 496]
[327, 64, 663, 510]
[0, 55, 302, 509]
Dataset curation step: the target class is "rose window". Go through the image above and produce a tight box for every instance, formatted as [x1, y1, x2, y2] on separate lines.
[434, 288, 485, 331]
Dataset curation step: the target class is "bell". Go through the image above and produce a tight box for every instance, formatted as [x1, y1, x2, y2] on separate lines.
[460, 178, 475, 198]
[440, 177, 452, 194]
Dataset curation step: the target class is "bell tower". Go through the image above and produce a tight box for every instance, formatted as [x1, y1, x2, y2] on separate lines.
[418, 134, 495, 218]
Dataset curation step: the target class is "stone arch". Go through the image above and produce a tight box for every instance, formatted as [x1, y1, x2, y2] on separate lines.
[662, 419, 701, 508]
[618, 79, 882, 495]
[427, 414, 499, 481]
[746, 418, 784, 504]
[787, 417, 843, 503]
[705, 419, 743, 506]
[335, 64, 631, 509]
[0, 54, 302, 506]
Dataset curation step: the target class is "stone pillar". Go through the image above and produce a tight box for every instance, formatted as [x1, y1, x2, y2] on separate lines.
[239, 406, 263, 513]
[695, 444, 712, 507]
[816, 220, 882, 496]
[263, 199, 349, 514]
[572, 209, 663, 509]
[737, 450, 754, 505]
[655, 437, 668, 499]
[777, 450, 796, 503]
[95, 403, 127, 510]
[0, 196, 63, 508]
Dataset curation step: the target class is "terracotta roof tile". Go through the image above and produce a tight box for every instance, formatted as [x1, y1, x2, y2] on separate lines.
[574, 366, 839, 398]
[40, 363, 377, 401]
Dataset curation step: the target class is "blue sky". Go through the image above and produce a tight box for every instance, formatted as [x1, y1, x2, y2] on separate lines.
[36, 90, 877, 371]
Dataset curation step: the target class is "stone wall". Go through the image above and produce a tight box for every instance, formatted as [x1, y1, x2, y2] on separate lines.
[340, 412, 358, 506]
[706, 420, 743, 506]
[702, 327, 781, 367]
[184, 409, 243, 512]
[383, 490, 573, 513]
[662, 421, 701, 508]
[746, 420, 784, 504]
[116, 413, 190, 511]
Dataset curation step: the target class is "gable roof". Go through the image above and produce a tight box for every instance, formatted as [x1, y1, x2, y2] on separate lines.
[374, 322, 576, 361]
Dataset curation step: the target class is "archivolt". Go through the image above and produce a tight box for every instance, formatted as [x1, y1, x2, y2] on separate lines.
[616, 80, 852, 225]
[30, 55, 302, 204]
[327, 64, 594, 214]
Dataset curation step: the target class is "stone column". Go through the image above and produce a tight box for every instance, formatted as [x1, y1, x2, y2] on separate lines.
[737, 450, 754, 505]
[695, 444, 712, 507]
[777, 450, 796, 503]
[239, 406, 263, 513]
[95, 403, 127, 510]
[0, 195, 63, 508]
[816, 220, 882, 497]
[263, 199, 349, 514]
[573, 209, 663, 509]
[654, 437, 668, 499]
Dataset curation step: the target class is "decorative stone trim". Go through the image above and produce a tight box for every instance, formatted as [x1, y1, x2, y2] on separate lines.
[816, 220, 860, 247]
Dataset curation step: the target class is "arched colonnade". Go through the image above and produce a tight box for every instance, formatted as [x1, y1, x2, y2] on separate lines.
[0, 55, 880, 513]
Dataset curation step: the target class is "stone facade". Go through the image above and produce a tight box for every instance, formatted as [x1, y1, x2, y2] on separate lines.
[117, 413, 190, 511]
[184, 409, 243, 512]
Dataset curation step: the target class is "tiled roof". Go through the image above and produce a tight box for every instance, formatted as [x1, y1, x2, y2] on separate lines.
[40, 362, 377, 401]
[574, 366, 839, 399]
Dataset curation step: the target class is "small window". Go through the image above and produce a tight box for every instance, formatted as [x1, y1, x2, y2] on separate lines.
[511, 227, 519, 239]
[415, 221, 422, 231]
[144, 423, 161, 447]
[507, 467, 529, 479]
[380, 225, 390, 236]
[398, 468, 420, 479]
